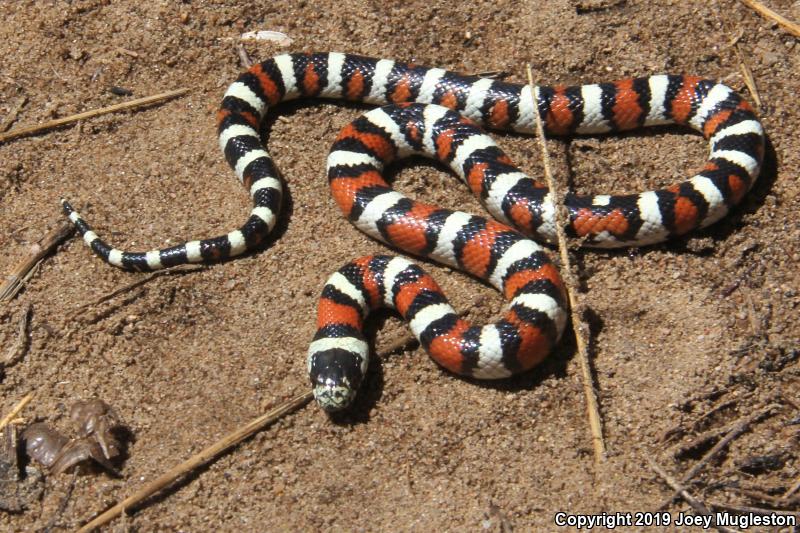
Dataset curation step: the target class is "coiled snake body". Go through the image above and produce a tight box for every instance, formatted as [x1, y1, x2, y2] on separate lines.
[62, 52, 764, 411]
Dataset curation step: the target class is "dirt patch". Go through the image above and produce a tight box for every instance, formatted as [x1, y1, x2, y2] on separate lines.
[1, 0, 798, 530]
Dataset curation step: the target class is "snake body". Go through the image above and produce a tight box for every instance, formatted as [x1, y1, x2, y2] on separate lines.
[62, 52, 764, 411]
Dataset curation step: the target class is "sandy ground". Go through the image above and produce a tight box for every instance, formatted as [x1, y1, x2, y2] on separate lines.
[1, 0, 799, 531]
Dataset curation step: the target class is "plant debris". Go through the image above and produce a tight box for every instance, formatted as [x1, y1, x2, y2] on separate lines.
[22, 399, 125, 476]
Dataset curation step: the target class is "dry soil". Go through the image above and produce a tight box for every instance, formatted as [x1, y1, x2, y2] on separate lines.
[1, 0, 798, 531]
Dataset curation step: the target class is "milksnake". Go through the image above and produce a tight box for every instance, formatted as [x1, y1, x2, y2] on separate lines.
[62, 52, 764, 412]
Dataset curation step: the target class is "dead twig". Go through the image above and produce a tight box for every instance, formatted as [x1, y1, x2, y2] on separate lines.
[692, 398, 744, 431]
[647, 457, 742, 533]
[526, 64, 605, 463]
[0, 222, 74, 304]
[0, 88, 189, 144]
[42, 469, 78, 533]
[782, 476, 800, 501]
[729, 485, 798, 507]
[378, 332, 418, 355]
[0, 393, 34, 432]
[78, 334, 418, 531]
[672, 425, 730, 458]
[680, 387, 730, 410]
[664, 394, 750, 445]
[670, 393, 753, 454]
[659, 404, 779, 509]
[1, 96, 27, 133]
[709, 500, 800, 519]
[3, 304, 31, 367]
[738, 0, 800, 38]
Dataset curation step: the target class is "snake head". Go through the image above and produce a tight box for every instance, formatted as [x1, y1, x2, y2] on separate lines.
[308, 348, 365, 412]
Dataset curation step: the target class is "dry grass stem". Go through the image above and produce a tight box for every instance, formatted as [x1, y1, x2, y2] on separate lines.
[525, 64, 605, 463]
[0, 222, 74, 304]
[732, 44, 762, 110]
[647, 457, 742, 533]
[0, 393, 34, 431]
[1, 96, 28, 132]
[0, 88, 189, 144]
[738, 0, 800, 37]
[3, 304, 32, 367]
[716, 2, 763, 109]
[659, 404, 779, 509]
